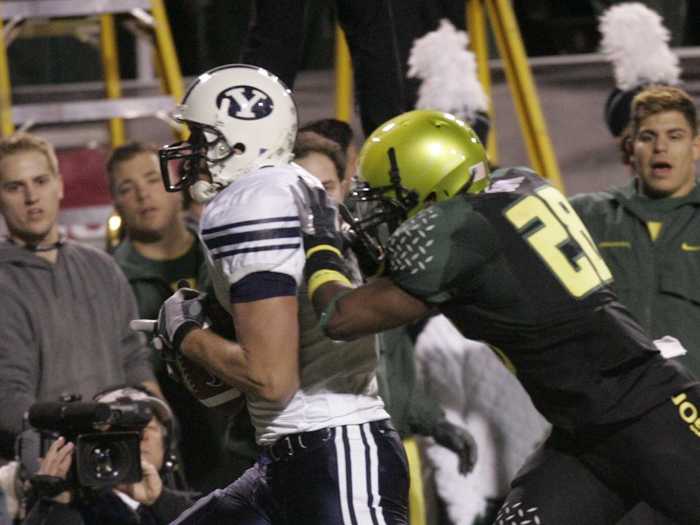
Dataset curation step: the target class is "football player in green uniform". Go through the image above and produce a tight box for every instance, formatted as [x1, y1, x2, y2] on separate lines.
[296, 109, 700, 524]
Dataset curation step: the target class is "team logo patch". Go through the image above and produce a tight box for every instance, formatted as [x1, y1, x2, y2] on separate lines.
[217, 85, 274, 120]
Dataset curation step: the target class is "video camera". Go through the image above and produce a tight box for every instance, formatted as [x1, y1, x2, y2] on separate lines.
[26, 394, 153, 490]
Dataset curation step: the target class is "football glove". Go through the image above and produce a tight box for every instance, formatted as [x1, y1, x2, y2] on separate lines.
[433, 420, 478, 475]
[156, 286, 208, 356]
[293, 177, 352, 298]
[340, 203, 385, 279]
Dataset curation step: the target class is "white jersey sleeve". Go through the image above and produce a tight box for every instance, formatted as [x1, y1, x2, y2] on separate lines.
[199, 165, 320, 302]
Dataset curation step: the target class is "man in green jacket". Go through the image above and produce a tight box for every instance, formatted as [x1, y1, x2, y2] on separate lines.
[571, 85, 700, 380]
[106, 142, 243, 493]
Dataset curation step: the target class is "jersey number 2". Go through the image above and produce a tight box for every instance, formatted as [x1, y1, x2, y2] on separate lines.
[505, 186, 612, 298]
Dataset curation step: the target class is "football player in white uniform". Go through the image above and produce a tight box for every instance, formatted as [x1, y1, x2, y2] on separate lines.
[154, 64, 409, 525]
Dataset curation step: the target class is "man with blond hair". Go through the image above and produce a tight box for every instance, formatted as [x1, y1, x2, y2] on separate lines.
[0, 132, 157, 461]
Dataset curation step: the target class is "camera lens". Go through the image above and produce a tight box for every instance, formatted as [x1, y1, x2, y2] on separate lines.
[76, 432, 142, 488]
[91, 444, 126, 480]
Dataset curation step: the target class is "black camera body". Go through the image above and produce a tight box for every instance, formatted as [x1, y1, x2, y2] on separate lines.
[27, 395, 153, 490]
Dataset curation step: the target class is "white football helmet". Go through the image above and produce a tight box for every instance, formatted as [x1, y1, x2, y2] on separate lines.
[160, 64, 298, 202]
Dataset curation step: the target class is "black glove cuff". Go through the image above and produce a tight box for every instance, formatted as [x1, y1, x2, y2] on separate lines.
[172, 321, 200, 353]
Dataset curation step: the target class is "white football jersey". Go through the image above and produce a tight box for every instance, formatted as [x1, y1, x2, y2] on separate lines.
[199, 164, 388, 445]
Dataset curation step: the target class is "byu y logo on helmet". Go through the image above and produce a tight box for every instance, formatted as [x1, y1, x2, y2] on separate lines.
[217, 86, 274, 120]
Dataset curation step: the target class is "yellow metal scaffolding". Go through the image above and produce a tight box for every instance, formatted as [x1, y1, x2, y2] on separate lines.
[0, 0, 185, 147]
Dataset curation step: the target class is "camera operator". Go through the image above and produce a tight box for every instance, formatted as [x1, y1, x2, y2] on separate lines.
[22, 386, 196, 525]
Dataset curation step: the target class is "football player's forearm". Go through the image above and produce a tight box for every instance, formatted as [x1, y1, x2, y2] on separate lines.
[181, 328, 294, 402]
[314, 278, 431, 340]
[231, 296, 301, 404]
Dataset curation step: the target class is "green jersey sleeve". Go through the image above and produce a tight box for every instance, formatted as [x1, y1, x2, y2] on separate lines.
[387, 197, 497, 304]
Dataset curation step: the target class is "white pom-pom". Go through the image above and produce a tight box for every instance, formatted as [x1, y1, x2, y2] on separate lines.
[599, 2, 680, 90]
[407, 19, 489, 121]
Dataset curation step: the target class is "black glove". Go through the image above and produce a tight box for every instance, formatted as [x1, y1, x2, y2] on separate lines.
[433, 420, 478, 475]
[293, 177, 352, 295]
[340, 204, 385, 279]
[156, 287, 208, 356]
[294, 176, 343, 252]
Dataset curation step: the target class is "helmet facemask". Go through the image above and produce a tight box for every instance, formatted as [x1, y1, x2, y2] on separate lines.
[159, 125, 232, 193]
[346, 147, 418, 240]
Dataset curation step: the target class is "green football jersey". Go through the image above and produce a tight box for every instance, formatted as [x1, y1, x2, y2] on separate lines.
[387, 167, 694, 430]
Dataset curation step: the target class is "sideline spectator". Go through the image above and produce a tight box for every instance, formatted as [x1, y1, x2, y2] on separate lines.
[571, 85, 700, 380]
[106, 142, 242, 493]
[299, 118, 359, 182]
[0, 133, 157, 461]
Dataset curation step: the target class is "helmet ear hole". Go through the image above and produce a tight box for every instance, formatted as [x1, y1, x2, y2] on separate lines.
[232, 143, 246, 155]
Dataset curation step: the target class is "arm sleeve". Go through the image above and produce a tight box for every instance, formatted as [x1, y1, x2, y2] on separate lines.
[0, 289, 38, 459]
[112, 262, 155, 387]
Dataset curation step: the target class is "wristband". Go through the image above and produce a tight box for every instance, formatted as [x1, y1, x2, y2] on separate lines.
[306, 243, 343, 259]
[308, 269, 352, 299]
[304, 242, 352, 299]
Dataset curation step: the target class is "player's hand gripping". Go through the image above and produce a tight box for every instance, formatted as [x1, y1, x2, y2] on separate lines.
[433, 420, 478, 475]
[294, 176, 343, 254]
[130, 282, 209, 378]
[156, 285, 208, 355]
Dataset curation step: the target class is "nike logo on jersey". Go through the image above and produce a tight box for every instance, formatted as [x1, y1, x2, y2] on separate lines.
[672, 392, 700, 438]
[485, 176, 524, 193]
[681, 242, 700, 252]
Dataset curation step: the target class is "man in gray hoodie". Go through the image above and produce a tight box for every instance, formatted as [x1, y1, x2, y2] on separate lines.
[0, 133, 158, 461]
